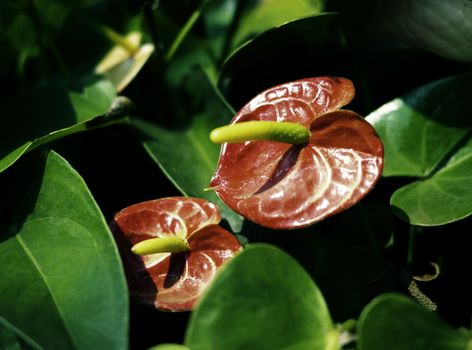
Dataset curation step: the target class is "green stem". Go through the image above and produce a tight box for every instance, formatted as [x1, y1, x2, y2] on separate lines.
[210, 121, 311, 145]
[407, 225, 423, 266]
[132, 236, 189, 255]
[164, 3, 207, 62]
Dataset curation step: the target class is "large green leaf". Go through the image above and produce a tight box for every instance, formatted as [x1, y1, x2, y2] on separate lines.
[219, 13, 343, 108]
[0, 78, 119, 174]
[131, 69, 243, 232]
[357, 293, 472, 350]
[366, 74, 472, 225]
[230, 0, 324, 51]
[0, 151, 128, 350]
[371, 0, 472, 61]
[185, 244, 339, 350]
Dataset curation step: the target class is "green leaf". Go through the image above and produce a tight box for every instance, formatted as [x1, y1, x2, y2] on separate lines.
[131, 68, 243, 232]
[219, 13, 342, 107]
[0, 151, 128, 350]
[230, 0, 324, 51]
[366, 74, 472, 225]
[357, 294, 472, 350]
[185, 244, 338, 350]
[371, 0, 472, 61]
[0, 77, 119, 174]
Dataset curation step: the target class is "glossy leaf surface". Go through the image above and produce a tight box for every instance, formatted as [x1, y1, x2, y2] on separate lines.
[0, 78, 117, 173]
[358, 294, 472, 350]
[111, 197, 241, 311]
[185, 244, 337, 350]
[0, 151, 128, 350]
[211, 77, 384, 229]
[372, 0, 472, 61]
[366, 74, 472, 225]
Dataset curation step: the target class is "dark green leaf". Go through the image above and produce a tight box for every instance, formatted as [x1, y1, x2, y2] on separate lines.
[366, 74, 472, 225]
[357, 293, 472, 350]
[0, 78, 118, 173]
[219, 13, 344, 108]
[230, 0, 324, 51]
[185, 244, 338, 350]
[0, 151, 128, 350]
[131, 69, 243, 232]
[371, 0, 472, 61]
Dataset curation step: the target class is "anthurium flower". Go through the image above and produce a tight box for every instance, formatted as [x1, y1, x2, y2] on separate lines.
[95, 29, 154, 92]
[110, 197, 241, 311]
[210, 77, 384, 229]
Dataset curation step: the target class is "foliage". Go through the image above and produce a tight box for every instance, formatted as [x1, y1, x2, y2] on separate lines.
[0, 0, 471, 349]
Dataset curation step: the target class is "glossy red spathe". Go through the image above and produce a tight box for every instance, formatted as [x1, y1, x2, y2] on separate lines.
[210, 77, 384, 229]
[110, 197, 241, 311]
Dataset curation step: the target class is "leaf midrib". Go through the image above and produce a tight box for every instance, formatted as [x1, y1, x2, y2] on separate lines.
[15, 232, 80, 350]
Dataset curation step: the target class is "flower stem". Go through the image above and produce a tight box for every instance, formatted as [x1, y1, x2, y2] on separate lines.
[210, 121, 311, 145]
[131, 236, 189, 255]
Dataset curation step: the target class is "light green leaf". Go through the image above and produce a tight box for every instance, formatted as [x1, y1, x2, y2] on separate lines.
[131, 69, 243, 232]
[372, 0, 472, 61]
[0, 151, 128, 350]
[358, 293, 472, 350]
[185, 244, 338, 350]
[0, 78, 120, 174]
[366, 74, 472, 225]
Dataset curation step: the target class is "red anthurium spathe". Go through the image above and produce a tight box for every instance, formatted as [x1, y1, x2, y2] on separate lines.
[110, 197, 241, 311]
[210, 77, 384, 229]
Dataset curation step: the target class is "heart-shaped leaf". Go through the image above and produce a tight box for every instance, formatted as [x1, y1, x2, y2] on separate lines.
[219, 13, 342, 108]
[185, 244, 338, 350]
[0, 77, 119, 174]
[357, 293, 472, 350]
[110, 197, 241, 312]
[0, 151, 128, 349]
[211, 77, 384, 229]
[366, 74, 472, 225]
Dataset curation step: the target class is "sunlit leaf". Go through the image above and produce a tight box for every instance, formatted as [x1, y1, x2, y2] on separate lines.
[0, 78, 120, 173]
[366, 74, 472, 225]
[185, 244, 338, 350]
[0, 151, 128, 350]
